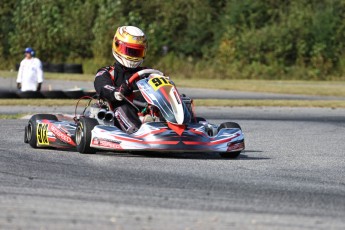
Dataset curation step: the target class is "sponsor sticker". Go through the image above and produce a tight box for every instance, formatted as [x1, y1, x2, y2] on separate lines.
[37, 123, 49, 145]
[92, 138, 122, 149]
[104, 85, 116, 91]
[96, 70, 106, 77]
[51, 124, 75, 145]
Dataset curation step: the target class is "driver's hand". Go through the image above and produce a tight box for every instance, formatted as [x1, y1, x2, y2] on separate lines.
[114, 83, 132, 101]
[114, 91, 124, 101]
[120, 82, 133, 96]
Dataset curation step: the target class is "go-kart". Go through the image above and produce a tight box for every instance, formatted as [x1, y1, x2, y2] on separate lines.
[24, 69, 245, 158]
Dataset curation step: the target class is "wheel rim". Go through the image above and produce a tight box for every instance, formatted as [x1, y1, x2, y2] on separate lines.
[75, 125, 83, 145]
[27, 123, 33, 141]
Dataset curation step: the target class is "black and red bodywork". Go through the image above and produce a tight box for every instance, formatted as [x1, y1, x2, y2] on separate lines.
[34, 118, 77, 149]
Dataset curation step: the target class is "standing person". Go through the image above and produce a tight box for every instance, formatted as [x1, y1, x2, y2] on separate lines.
[16, 47, 44, 91]
[94, 26, 148, 134]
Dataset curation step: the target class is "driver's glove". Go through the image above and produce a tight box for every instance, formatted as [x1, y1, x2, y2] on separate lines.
[114, 82, 132, 101]
[114, 91, 124, 101]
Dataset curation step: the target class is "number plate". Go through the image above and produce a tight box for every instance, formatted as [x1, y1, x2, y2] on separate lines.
[37, 123, 49, 145]
[148, 77, 172, 91]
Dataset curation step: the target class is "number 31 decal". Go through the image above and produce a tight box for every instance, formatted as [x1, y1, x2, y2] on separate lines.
[148, 77, 172, 91]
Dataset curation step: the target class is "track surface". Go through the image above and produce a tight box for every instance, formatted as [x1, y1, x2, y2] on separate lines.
[1, 107, 345, 229]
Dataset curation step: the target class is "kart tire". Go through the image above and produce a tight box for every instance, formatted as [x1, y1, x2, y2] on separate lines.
[0, 90, 19, 99]
[76, 117, 98, 154]
[42, 62, 50, 72]
[49, 63, 64, 73]
[63, 89, 84, 99]
[17, 91, 44, 99]
[24, 125, 29, 143]
[218, 122, 242, 159]
[195, 117, 206, 123]
[217, 122, 242, 131]
[27, 114, 58, 148]
[41, 90, 69, 99]
[64, 64, 83, 74]
[220, 151, 241, 159]
[83, 90, 97, 98]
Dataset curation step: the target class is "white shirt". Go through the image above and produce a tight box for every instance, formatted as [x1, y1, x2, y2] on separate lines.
[16, 57, 44, 91]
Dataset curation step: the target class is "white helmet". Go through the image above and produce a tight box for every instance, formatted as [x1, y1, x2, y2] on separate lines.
[112, 26, 147, 68]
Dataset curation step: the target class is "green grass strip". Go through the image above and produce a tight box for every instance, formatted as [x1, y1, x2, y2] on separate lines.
[175, 78, 345, 97]
[0, 70, 94, 81]
[0, 99, 77, 106]
[2, 70, 345, 97]
[0, 113, 28, 119]
[194, 99, 345, 108]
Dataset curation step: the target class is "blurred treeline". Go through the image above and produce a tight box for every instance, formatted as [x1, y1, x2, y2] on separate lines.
[1, 0, 345, 80]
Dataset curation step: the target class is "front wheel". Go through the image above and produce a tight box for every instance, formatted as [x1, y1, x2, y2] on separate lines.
[75, 117, 99, 154]
[219, 151, 241, 159]
[194, 117, 206, 123]
[218, 122, 242, 159]
[26, 114, 58, 148]
[217, 122, 242, 131]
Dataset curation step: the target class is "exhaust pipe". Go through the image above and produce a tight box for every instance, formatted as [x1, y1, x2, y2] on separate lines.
[104, 111, 114, 122]
[97, 109, 107, 120]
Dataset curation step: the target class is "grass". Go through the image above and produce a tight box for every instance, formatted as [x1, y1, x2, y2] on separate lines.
[0, 99, 78, 106]
[174, 78, 345, 97]
[194, 99, 345, 108]
[0, 70, 94, 81]
[2, 70, 345, 97]
[0, 113, 28, 119]
[1, 98, 345, 108]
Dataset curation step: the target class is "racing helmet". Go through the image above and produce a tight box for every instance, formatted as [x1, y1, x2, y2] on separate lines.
[112, 26, 147, 68]
[24, 47, 35, 56]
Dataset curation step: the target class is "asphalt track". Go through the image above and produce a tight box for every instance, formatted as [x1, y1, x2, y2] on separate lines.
[1, 107, 345, 229]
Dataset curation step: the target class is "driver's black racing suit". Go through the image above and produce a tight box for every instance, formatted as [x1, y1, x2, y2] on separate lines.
[94, 60, 144, 134]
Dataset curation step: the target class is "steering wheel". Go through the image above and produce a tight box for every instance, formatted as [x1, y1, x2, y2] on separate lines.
[128, 69, 164, 85]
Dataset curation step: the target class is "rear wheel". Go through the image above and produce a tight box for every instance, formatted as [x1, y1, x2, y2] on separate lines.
[194, 117, 206, 123]
[218, 122, 242, 159]
[76, 117, 99, 154]
[24, 125, 29, 143]
[26, 114, 58, 148]
[218, 122, 241, 131]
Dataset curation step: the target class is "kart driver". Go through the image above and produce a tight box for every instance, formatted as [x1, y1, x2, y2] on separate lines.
[94, 26, 148, 134]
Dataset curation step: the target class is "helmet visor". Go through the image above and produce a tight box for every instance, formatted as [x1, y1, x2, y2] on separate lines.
[115, 40, 146, 58]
